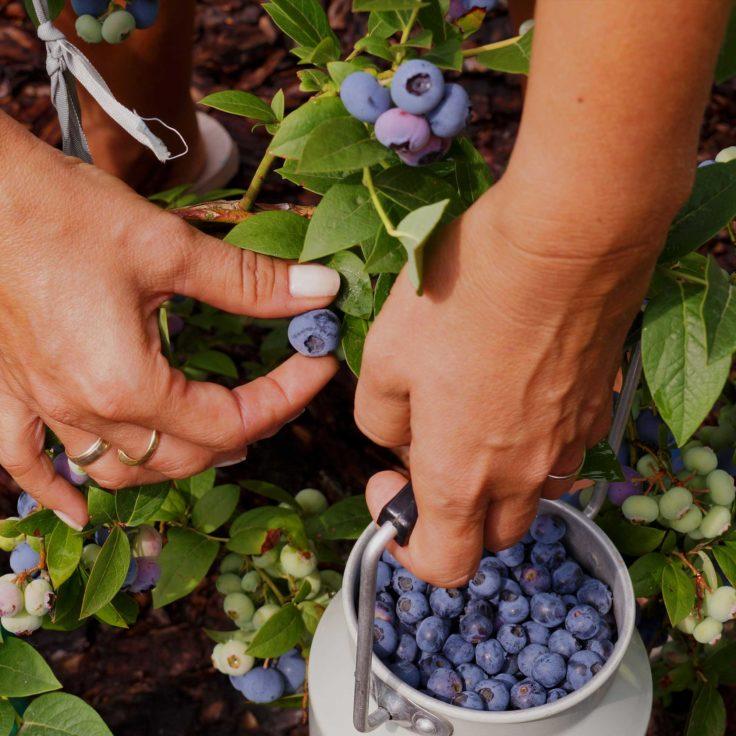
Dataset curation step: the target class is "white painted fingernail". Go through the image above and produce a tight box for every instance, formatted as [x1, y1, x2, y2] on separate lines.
[54, 510, 84, 532]
[288, 264, 341, 297]
[215, 454, 248, 468]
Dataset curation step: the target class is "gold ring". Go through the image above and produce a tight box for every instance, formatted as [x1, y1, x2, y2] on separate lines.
[547, 449, 587, 480]
[67, 437, 110, 467]
[118, 430, 160, 467]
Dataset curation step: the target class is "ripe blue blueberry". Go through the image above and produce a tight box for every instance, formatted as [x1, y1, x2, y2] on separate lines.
[592, 619, 613, 642]
[376, 561, 391, 591]
[238, 667, 286, 703]
[497, 589, 529, 624]
[9, 543, 40, 574]
[459, 612, 493, 643]
[426, 83, 471, 138]
[499, 577, 522, 597]
[475, 638, 505, 675]
[396, 633, 419, 662]
[430, 587, 465, 618]
[464, 597, 493, 618]
[636, 408, 667, 447]
[548, 629, 581, 658]
[382, 549, 401, 567]
[587, 639, 614, 660]
[457, 662, 486, 690]
[53, 453, 88, 485]
[576, 579, 612, 615]
[552, 560, 584, 594]
[71, 0, 108, 14]
[518, 643, 549, 678]
[607, 466, 642, 507]
[510, 679, 547, 709]
[340, 72, 392, 124]
[532, 652, 566, 688]
[276, 653, 306, 694]
[494, 673, 518, 690]
[397, 134, 450, 167]
[452, 690, 486, 710]
[374, 619, 399, 658]
[419, 653, 452, 685]
[474, 678, 510, 711]
[566, 650, 604, 690]
[547, 687, 568, 703]
[127, 0, 160, 29]
[530, 592, 567, 628]
[391, 60, 445, 115]
[374, 108, 430, 151]
[562, 594, 579, 609]
[496, 543, 525, 567]
[530, 514, 566, 544]
[497, 623, 528, 654]
[396, 591, 430, 625]
[523, 620, 551, 645]
[95, 527, 110, 546]
[565, 604, 601, 640]
[519, 564, 552, 595]
[530, 542, 566, 569]
[375, 599, 395, 624]
[468, 568, 501, 598]
[479, 556, 508, 576]
[288, 310, 340, 357]
[443, 633, 474, 665]
[122, 557, 138, 589]
[389, 661, 421, 688]
[427, 667, 464, 698]
[416, 615, 450, 653]
[392, 567, 428, 595]
[127, 557, 160, 593]
[500, 654, 520, 676]
[17, 493, 38, 519]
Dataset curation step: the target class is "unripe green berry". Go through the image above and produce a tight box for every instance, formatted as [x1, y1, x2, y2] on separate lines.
[715, 146, 736, 163]
[211, 640, 254, 676]
[219, 553, 244, 575]
[659, 487, 693, 520]
[669, 505, 703, 533]
[24, 579, 54, 617]
[683, 446, 718, 475]
[687, 527, 705, 541]
[294, 488, 328, 516]
[705, 586, 736, 622]
[622, 494, 659, 524]
[320, 570, 343, 593]
[81, 544, 101, 570]
[303, 571, 322, 600]
[252, 603, 280, 629]
[223, 592, 255, 628]
[676, 613, 698, 634]
[1, 610, 42, 636]
[216, 573, 242, 596]
[636, 454, 659, 478]
[706, 469, 735, 506]
[578, 485, 594, 508]
[241, 570, 261, 593]
[101, 10, 136, 44]
[720, 404, 736, 428]
[280, 545, 318, 578]
[75, 14, 103, 43]
[707, 424, 736, 451]
[252, 548, 279, 569]
[699, 505, 732, 538]
[682, 440, 703, 452]
[692, 616, 723, 645]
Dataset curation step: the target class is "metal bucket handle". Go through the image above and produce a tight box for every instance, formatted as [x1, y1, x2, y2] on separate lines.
[352, 344, 643, 733]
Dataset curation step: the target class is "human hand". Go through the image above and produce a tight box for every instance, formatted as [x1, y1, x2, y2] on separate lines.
[0, 117, 340, 530]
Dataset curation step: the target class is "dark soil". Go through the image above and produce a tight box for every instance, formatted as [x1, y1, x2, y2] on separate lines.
[1, 1, 736, 734]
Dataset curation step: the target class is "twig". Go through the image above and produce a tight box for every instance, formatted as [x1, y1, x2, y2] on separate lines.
[241, 151, 277, 212]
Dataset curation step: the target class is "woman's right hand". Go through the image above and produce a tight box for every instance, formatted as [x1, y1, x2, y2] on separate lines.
[0, 115, 341, 530]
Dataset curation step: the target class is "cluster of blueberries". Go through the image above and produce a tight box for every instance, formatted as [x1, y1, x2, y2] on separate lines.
[71, 0, 159, 45]
[372, 514, 617, 711]
[340, 60, 471, 167]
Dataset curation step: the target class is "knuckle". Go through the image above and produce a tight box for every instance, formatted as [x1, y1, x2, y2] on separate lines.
[88, 469, 129, 491]
[241, 251, 277, 305]
[155, 456, 209, 480]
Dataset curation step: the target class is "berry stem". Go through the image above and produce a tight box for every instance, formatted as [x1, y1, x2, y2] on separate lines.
[658, 266, 708, 287]
[256, 568, 287, 606]
[396, 6, 421, 63]
[363, 167, 398, 237]
[461, 34, 522, 59]
[241, 151, 277, 212]
[727, 220, 736, 245]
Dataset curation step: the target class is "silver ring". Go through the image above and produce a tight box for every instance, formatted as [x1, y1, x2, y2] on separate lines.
[547, 449, 587, 480]
[67, 437, 111, 467]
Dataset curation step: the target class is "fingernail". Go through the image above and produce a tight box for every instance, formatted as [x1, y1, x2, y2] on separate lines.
[215, 453, 248, 468]
[54, 510, 85, 532]
[288, 264, 341, 298]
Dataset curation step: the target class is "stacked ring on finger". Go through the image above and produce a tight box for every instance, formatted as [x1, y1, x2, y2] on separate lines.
[118, 430, 160, 467]
[67, 437, 111, 467]
[547, 448, 587, 480]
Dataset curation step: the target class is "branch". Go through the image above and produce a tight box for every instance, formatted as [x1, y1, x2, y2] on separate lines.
[171, 201, 314, 225]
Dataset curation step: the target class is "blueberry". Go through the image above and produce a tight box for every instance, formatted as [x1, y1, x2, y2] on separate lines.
[497, 623, 528, 654]
[71, 0, 108, 14]
[127, 0, 159, 29]
[530, 542, 566, 569]
[427, 667, 464, 698]
[576, 579, 612, 615]
[392, 567, 428, 596]
[532, 652, 566, 688]
[548, 629, 581, 658]
[530, 514, 566, 544]
[636, 408, 666, 447]
[376, 561, 391, 591]
[478, 556, 508, 576]
[426, 83, 471, 138]
[276, 653, 306, 693]
[464, 597, 493, 619]
[127, 557, 160, 593]
[95, 527, 110, 546]
[396, 633, 419, 662]
[457, 662, 486, 690]
[499, 578, 522, 597]
[391, 60, 445, 115]
[500, 653, 520, 676]
[468, 568, 501, 598]
[101, 10, 136, 44]
[452, 690, 486, 710]
[382, 549, 401, 568]
[474, 678, 510, 711]
[566, 605, 601, 640]
[587, 639, 614, 660]
[518, 643, 549, 678]
[132, 525, 163, 558]
[419, 653, 452, 685]
[523, 621, 551, 646]
[519, 564, 552, 595]
[552, 560, 584, 594]
[396, 591, 430, 625]
[17, 493, 38, 519]
[547, 687, 568, 702]
[288, 310, 340, 357]
[53, 453, 88, 485]
[416, 615, 450, 653]
[475, 638, 505, 675]
[375, 599, 396, 624]
[443, 633, 474, 665]
[9, 543, 40, 575]
[430, 587, 465, 618]
[0, 581, 23, 618]
[497, 590, 529, 624]
[592, 619, 613, 642]
[493, 673, 518, 690]
[510, 679, 547, 709]
[567, 650, 604, 690]
[607, 466, 642, 507]
[340, 72, 392, 124]
[238, 667, 286, 703]
[389, 661, 421, 688]
[459, 612, 493, 643]
[530, 592, 567, 628]
[374, 108, 431, 152]
[562, 594, 579, 609]
[377, 589, 395, 607]
[496, 543, 525, 567]
[122, 557, 138, 589]
[374, 619, 399, 658]
[396, 134, 450, 167]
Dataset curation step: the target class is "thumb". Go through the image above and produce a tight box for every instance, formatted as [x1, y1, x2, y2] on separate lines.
[163, 222, 341, 317]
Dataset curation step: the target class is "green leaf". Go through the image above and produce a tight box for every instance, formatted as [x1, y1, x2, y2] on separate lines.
[46, 523, 82, 590]
[362, 226, 405, 274]
[579, 440, 624, 482]
[301, 184, 381, 261]
[394, 200, 450, 293]
[0, 519, 21, 538]
[204, 628, 242, 644]
[596, 511, 667, 556]
[628, 552, 667, 597]
[241, 480, 299, 508]
[46, 572, 84, 632]
[299, 36, 342, 65]
[660, 160, 736, 264]
[661, 562, 696, 626]
[341, 316, 370, 376]
[354, 0, 422, 8]
[199, 91, 276, 123]
[327, 60, 374, 86]
[423, 38, 463, 71]
[314, 495, 371, 540]
[94, 589, 139, 629]
[176, 468, 216, 500]
[702, 256, 736, 363]
[270, 97, 350, 160]
[226, 528, 269, 555]
[229, 506, 308, 550]
[277, 159, 360, 195]
[685, 686, 726, 736]
[715, 5, 736, 83]
[703, 641, 736, 685]
[711, 543, 736, 587]
[325, 251, 373, 318]
[298, 68, 331, 93]
[374, 166, 462, 220]
[15, 511, 58, 538]
[299, 118, 390, 174]
[0, 637, 61, 697]
[263, 0, 339, 50]
[23, 0, 65, 25]
[186, 350, 238, 378]
[193, 484, 240, 534]
[154, 487, 188, 523]
[354, 36, 394, 62]
[18, 692, 113, 736]
[642, 280, 731, 446]
[474, 28, 533, 74]
[225, 211, 308, 259]
[272, 89, 285, 121]
[80, 527, 131, 619]
[152, 528, 219, 608]
[115, 482, 171, 526]
[247, 604, 305, 658]
[445, 137, 493, 206]
[374, 273, 396, 316]
[298, 600, 325, 634]
[0, 700, 15, 736]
